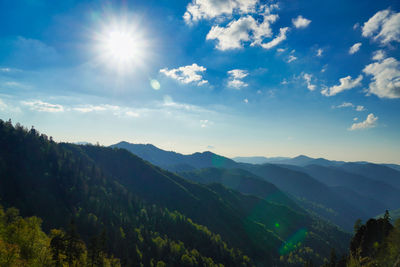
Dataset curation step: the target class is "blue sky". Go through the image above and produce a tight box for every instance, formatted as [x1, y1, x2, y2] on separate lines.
[0, 0, 399, 163]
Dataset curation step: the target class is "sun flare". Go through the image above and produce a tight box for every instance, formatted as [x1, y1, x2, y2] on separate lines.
[104, 30, 138, 63]
[94, 15, 149, 72]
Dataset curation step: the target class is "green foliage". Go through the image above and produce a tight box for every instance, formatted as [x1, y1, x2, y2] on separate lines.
[0, 206, 52, 266]
[346, 214, 400, 266]
[0, 205, 119, 267]
[0, 119, 251, 266]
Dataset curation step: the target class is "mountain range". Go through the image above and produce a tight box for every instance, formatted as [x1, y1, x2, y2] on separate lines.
[112, 142, 400, 232]
[0, 120, 352, 266]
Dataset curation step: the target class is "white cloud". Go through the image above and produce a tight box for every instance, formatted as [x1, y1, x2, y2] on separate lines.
[200, 119, 212, 128]
[353, 117, 358, 121]
[21, 100, 64, 112]
[362, 57, 400, 98]
[227, 79, 248, 88]
[349, 113, 378, 131]
[349, 42, 362, 54]
[228, 69, 248, 79]
[356, 105, 366, 111]
[353, 23, 360, 30]
[227, 69, 248, 89]
[316, 48, 323, 57]
[73, 104, 120, 113]
[244, 98, 248, 103]
[362, 9, 400, 45]
[261, 27, 289, 49]
[335, 102, 354, 108]
[160, 63, 208, 86]
[321, 75, 363, 96]
[303, 73, 316, 91]
[292, 15, 311, 29]
[372, 50, 386, 61]
[206, 14, 280, 50]
[277, 48, 286, 53]
[287, 54, 297, 63]
[183, 0, 259, 24]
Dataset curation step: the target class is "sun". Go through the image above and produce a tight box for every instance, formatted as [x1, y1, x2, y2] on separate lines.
[94, 15, 149, 73]
[104, 30, 138, 63]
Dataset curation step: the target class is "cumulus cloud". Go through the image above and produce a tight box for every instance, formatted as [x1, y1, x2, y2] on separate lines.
[349, 113, 378, 131]
[292, 15, 311, 28]
[362, 57, 400, 98]
[316, 48, 323, 57]
[321, 75, 363, 96]
[362, 9, 400, 45]
[243, 98, 249, 103]
[183, 0, 259, 24]
[303, 73, 316, 90]
[372, 50, 386, 61]
[227, 69, 248, 89]
[160, 64, 208, 86]
[206, 14, 281, 50]
[21, 100, 64, 112]
[349, 43, 362, 54]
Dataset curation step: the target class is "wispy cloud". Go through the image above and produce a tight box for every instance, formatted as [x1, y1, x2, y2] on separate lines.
[333, 102, 354, 108]
[21, 100, 64, 112]
[260, 27, 289, 49]
[321, 75, 363, 96]
[316, 48, 323, 57]
[349, 113, 378, 131]
[333, 102, 366, 111]
[303, 73, 316, 91]
[287, 54, 297, 63]
[349, 42, 362, 54]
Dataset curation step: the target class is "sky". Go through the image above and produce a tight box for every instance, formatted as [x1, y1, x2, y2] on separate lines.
[0, 0, 399, 163]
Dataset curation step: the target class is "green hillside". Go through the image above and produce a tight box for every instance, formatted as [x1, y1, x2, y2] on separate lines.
[0, 120, 350, 266]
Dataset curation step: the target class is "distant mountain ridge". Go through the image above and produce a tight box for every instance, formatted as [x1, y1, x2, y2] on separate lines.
[232, 156, 289, 164]
[111, 141, 400, 231]
[111, 141, 238, 171]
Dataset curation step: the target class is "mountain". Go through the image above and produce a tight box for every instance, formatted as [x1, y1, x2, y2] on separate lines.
[232, 156, 289, 164]
[111, 141, 238, 171]
[179, 167, 299, 210]
[262, 155, 345, 167]
[111, 141, 392, 231]
[0, 120, 350, 266]
[239, 163, 369, 231]
[299, 164, 400, 212]
[337, 162, 400, 189]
